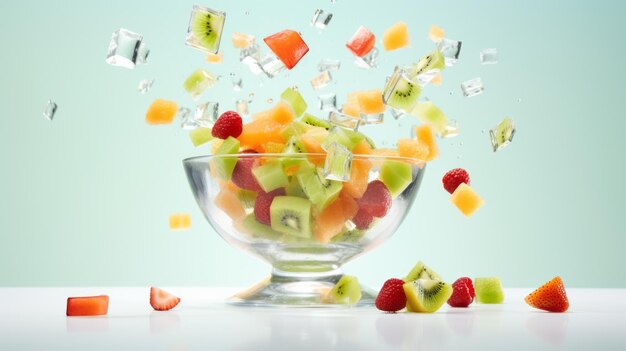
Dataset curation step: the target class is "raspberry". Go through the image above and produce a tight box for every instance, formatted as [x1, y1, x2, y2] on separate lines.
[447, 277, 474, 307]
[455, 277, 475, 298]
[212, 111, 243, 139]
[253, 188, 286, 225]
[375, 278, 407, 313]
[232, 150, 262, 191]
[442, 168, 471, 194]
[352, 208, 374, 230]
[358, 180, 392, 217]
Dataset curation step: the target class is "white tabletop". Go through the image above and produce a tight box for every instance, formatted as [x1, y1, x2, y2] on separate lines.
[1, 288, 624, 350]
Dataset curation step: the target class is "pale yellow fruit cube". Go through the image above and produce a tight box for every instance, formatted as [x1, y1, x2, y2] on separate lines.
[450, 183, 484, 217]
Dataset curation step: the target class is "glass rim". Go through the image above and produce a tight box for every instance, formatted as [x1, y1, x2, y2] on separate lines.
[182, 153, 425, 164]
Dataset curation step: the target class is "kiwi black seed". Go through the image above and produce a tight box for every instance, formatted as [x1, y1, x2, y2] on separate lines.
[281, 211, 303, 231]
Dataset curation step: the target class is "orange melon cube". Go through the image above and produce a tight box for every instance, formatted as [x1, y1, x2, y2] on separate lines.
[214, 188, 245, 221]
[383, 21, 410, 51]
[231, 32, 255, 49]
[342, 92, 361, 117]
[397, 138, 430, 160]
[169, 213, 191, 230]
[352, 139, 373, 155]
[237, 118, 284, 148]
[356, 90, 385, 114]
[263, 142, 285, 153]
[431, 72, 442, 86]
[450, 183, 484, 217]
[252, 108, 272, 121]
[270, 101, 296, 124]
[428, 25, 445, 43]
[145, 99, 178, 125]
[343, 158, 372, 199]
[315, 194, 356, 244]
[206, 51, 223, 64]
[415, 124, 439, 161]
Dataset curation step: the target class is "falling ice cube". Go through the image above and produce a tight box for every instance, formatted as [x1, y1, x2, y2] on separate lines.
[461, 78, 484, 98]
[311, 70, 332, 90]
[240, 42, 261, 64]
[178, 107, 195, 130]
[185, 5, 226, 54]
[137, 79, 154, 93]
[329, 111, 360, 130]
[194, 101, 219, 128]
[311, 9, 333, 29]
[480, 48, 498, 64]
[318, 59, 340, 72]
[318, 93, 338, 112]
[236, 99, 249, 116]
[490, 117, 515, 152]
[232, 77, 243, 91]
[183, 69, 216, 100]
[43, 100, 57, 121]
[390, 108, 404, 120]
[438, 120, 459, 138]
[259, 54, 286, 78]
[437, 38, 462, 67]
[382, 66, 421, 113]
[105, 28, 149, 69]
[360, 112, 384, 125]
[324, 142, 352, 182]
[354, 47, 379, 69]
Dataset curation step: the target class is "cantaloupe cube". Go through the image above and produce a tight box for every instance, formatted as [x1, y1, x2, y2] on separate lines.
[263, 142, 285, 153]
[237, 118, 284, 148]
[450, 183, 484, 217]
[343, 158, 372, 199]
[428, 25, 445, 43]
[397, 138, 430, 160]
[352, 139, 373, 155]
[383, 21, 410, 51]
[356, 90, 385, 114]
[431, 72, 442, 86]
[252, 108, 272, 120]
[169, 213, 191, 230]
[206, 51, 223, 64]
[146, 99, 178, 125]
[214, 188, 245, 221]
[231, 32, 255, 49]
[270, 101, 296, 124]
[341, 93, 361, 117]
[415, 125, 439, 161]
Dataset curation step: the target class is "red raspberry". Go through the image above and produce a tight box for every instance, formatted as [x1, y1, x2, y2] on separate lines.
[454, 277, 475, 298]
[442, 168, 471, 194]
[358, 180, 392, 218]
[232, 150, 262, 192]
[447, 277, 474, 307]
[254, 188, 286, 225]
[352, 208, 374, 230]
[212, 111, 243, 139]
[375, 278, 407, 313]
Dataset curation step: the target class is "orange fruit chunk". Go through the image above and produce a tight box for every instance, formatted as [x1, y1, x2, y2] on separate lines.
[431, 72, 442, 86]
[415, 124, 439, 161]
[237, 118, 284, 149]
[352, 139, 373, 155]
[145, 99, 178, 125]
[270, 101, 296, 124]
[231, 32, 255, 49]
[356, 90, 385, 115]
[343, 158, 372, 199]
[214, 187, 245, 221]
[263, 142, 286, 153]
[206, 51, 223, 64]
[397, 138, 430, 160]
[169, 213, 191, 230]
[263, 30, 309, 70]
[66, 295, 109, 316]
[428, 25, 445, 43]
[315, 193, 358, 243]
[342, 92, 361, 117]
[450, 183, 484, 217]
[383, 21, 410, 51]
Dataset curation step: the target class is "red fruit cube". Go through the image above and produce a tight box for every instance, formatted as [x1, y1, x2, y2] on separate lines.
[263, 30, 309, 70]
[346, 26, 375, 57]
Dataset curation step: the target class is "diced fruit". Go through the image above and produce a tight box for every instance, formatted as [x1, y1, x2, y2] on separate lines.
[211, 136, 240, 180]
[375, 278, 407, 313]
[379, 160, 412, 198]
[352, 140, 373, 155]
[403, 279, 452, 313]
[431, 72, 442, 85]
[358, 180, 392, 217]
[346, 26, 375, 57]
[231, 152, 262, 192]
[145, 99, 178, 125]
[285, 176, 307, 198]
[270, 196, 312, 238]
[450, 183, 484, 217]
[324, 275, 362, 304]
[383, 67, 421, 112]
[525, 277, 569, 313]
[331, 228, 365, 243]
[456, 277, 475, 298]
[411, 102, 448, 135]
[270, 101, 296, 125]
[429, 25, 445, 43]
[352, 208, 374, 230]
[474, 277, 504, 304]
[341, 93, 361, 118]
[383, 21, 410, 51]
[315, 192, 359, 243]
[66, 295, 109, 316]
[212, 111, 243, 139]
[397, 138, 429, 160]
[297, 168, 343, 211]
[408, 50, 446, 78]
[169, 213, 191, 230]
[263, 30, 309, 70]
[231, 32, 255, 48]
[322, 127, 364, 151]
[301, 113, 331, 130]
[442, 168, 471, 194]
[252, 161, 289, 192]
[280, 87, 307, 117]
[281, 120, 314, 140]
[254, 188, 286, 225]
[182, 69, 215, 97]
[263, 142, 286, 153]
[189, 128, 214, 147]
[404, 261, 443, 282]
[240, 214, 284, 240]
[447, 278, 474, 307]
[356, 90, 385, 115]
[150, 287, 181, 311]
[343, 158, 372, 199]
[214, 186, 245, 221]
[237, 118, 284, 148]
[206, 51, 223, 63]
[189, 6, 225, 54]
[415, 124, 439, 161]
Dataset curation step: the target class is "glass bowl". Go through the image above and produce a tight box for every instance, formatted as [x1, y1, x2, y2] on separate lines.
[183, 153, 425, 307]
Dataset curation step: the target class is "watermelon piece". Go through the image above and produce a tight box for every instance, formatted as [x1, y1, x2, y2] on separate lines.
[346, 26, 375, 57]
[263, 30, 309, 70]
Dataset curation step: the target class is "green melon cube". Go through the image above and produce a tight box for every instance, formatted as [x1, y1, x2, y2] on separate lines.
[252, 161, 289, 192]
[212, 136, 240, 180]
[189, 128, 214, 147]
[280, 87, 307, 117]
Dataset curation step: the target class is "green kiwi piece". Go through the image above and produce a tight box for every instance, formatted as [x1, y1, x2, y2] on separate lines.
[241, 214, 283, 240]
[489, 117, 515, 152]
[182, 69, 215, 97]
[403, 260, 443, 282]
[408, 50, 446, 78]
[190, 6, 225, 54]
[379, 160, 412, 198]
[324, 275, 362, 304]
[296, 167, 343, 211]
[281, 136, 308, 168]
[269, 196, 312, 238]
[474, 277, 504, 303]
[237, 189, 258, 210]
[403, 279, 453, 312]
[285, 176, 307, 198]
[212, 136, 240, 180]
[411, 101, 449, 135]
[331, 228, 365, 243]
[383, 67, 421, 113]
[280, 87, 308, 117]
[251, 161, 289, 192]
[301, 113, 331, 130]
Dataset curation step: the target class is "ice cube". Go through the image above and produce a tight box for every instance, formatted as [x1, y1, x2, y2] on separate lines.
[240, 42, 261, 64]
[43, 100, 57, 121]
[311, 70, 332, 90]
[490, 117, 515, 152]
[259, 54, 286, 78]
[137, 79, 154, 93]
[382, 66, 421, 112]
[232, 77, 243, 91]
[461, 78, 484, 98]
[329, 111, 360, 130]
[438, 120, 459, 138]
[354, 47, 379, 69]
[323, 142, 352, 182]
[480, 48, 498, 64]
[311, 9, 333, 29]
[318, 59, 341, 72]
[185, 5, 226, 54]
[236, 99, 249, 116]
[105, 28, 149, 69]
[183, 69, 216, 100]
[390, 108, 404, 120]
[178, 107, 195, 130]
[360, 112, 384, 125]
[318, 93, 337, 112]
[194, 101, 219, 128]
[437, 38, 462, 67]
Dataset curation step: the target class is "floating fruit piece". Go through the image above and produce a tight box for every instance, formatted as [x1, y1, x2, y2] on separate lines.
[145, 99, 178, 125]
[66, 295, 109, 316]
[356, 90, 385, 115]
[383, 21, 410, 51]
[280, 87, 307, 117]
[150, 287, 181, 311]
[270, 101, 296, 125]
[404, 260, 443, 282]
[187, 5, 225, 54]
[379, 160, 412, 198]
[397, 138, 429, 160]
[415, 124, 439, 161]
[346, 26, 375, 57]
[403, 279, 452, 313]
[169, 213, 191, 230]
[411, 102, 448, 135]
[237, 118, 284, 148]
[182, 69, 215, 99]
[428, 25, 445, 43]
[301, 113, 331, 129]
[324, 275, 362, 304]
[212, 111, 243, 139]
[270, 196, 312, 238]
[214, 186, 245, 221]
[450, 183, 484, 217]
[442, 168, 471, 194]
[383, 67, 421, 113]
[263, 30, 309, 70]
[525, 276, 569, 313]
[231, 32, 255, 49]
[375, 278, 407, 313]
[474, 277, 504, 304]
[189, 128, 214, 147]
[206, 51, 223, 63]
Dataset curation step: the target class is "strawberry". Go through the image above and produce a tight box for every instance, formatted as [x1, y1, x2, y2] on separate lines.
[375, 278, 407, 313]
[447, 278, 474, 307]
[358, 180, 392, 218]
[442, 168, 470, 194]
[254, 188, 286, 225]
[525, 276, 569, 313]
[150, 287, 181, 311]
[231, 150, 262, 191]
[212, 111, 243, 139]
[352, 208, 374, 229]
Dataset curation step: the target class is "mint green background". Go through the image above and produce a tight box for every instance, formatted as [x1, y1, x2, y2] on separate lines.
[1, 0, 624, 288]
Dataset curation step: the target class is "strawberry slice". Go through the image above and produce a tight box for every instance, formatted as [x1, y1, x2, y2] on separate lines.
[524, 276, 569, 313]
[66, 295, 109, 316]
[150, 287, 181, 311]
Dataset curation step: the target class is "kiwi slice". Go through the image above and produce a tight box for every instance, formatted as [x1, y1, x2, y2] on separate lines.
[270, 196, 312, 238]
[383, 67, 421, 113]
[189, 6, 225, 54]
[280, 87, 307, 117]
[408, 50, 446, 78]
[403, 279, 453, 313]
[331, 228, 365, 243]
[403, 260, 443, 282]
[411, 102, 449, 135]
[251, 161, 289, 192]
[281, 136, 308, 168]
[475, 277, 504, 303]
[489, 117, 515, 152]
[296, 167, 343, 210]
[241, 214, 283, 240]
[323, 275, 362, 304]
[379, 160, 412, 198]
[301, 113, 331, 130]
[212, 136, 240, 180]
